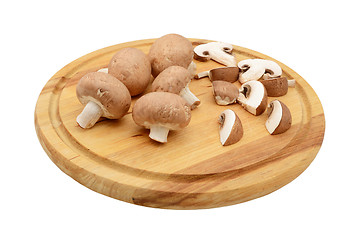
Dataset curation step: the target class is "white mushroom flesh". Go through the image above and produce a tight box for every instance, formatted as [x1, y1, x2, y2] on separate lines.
[76, 101, 104, 128]
[149, 125, 170, 143]
[187, 61, 197, 78]
[265, 100, 282, 134]
[238, 81, 265, 115]
[179, 85, 200, 109]
[219, 109, 236, 145]
[194, 42, 237, 67]
[97, 68, 108, 73]
[195, 70, 209, 79]
[287, 79, 296, 87]
[238, 59, 282, 83]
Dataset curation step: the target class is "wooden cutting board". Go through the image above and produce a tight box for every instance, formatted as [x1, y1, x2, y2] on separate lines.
[35, 38, 325, 209]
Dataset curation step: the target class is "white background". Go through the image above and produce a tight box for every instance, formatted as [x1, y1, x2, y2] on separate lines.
[1, 0, 358, 239]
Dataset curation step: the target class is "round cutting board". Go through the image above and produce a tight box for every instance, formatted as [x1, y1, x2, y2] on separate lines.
[35, 38, 325, 209]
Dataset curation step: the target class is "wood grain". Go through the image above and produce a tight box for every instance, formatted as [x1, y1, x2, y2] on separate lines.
[34, 38, 325, 209]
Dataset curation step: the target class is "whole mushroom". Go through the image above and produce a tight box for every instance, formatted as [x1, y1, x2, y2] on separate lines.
[148, 34, 195, 78]
[152, 66, 200, 109]
[108, 47, 151, 96]
[132, 92, 191, 143]
[76, 72, 131, 128]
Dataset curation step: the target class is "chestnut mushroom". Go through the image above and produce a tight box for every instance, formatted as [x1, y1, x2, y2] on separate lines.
[195, 67, 240, 83]
[148, 34, 195, 78]
[218, 109, 243, 146]
[238, 59, 282, 83]
[132, 92, 191, 143]
[76, 72, 131, 128]
[193, 42, 237, 67]
[212, 81, 239, 105]
[265, 100, 292, 135]
[108, 47, 151, 96]
[237, 80, 268, 116]
[152, 66, 200, 109]
[259, 76, 288, 97]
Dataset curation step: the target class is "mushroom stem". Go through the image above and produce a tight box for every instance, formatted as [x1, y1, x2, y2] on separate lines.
[149, 125, 170, 143]
[97, 68, 108, 73]
[288, 79, 296, 87]
[211, 49, 237, 67]
[180, 86, 201, 109]
[194, 71, 209, 79]
[187, 61, 197, 78]
[76, 101, 103, 128]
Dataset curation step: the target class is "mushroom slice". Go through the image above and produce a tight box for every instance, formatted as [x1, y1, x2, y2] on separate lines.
[195, 67, 240, 83]
[194, 42, 237, 67]
[265, 100, 292, 135]
[76, 72, 131, 128]
[237, 80, 268, 116]
[262, 75, 296, 88]
[212, 81, 239, 105]
[218, 109, 243, 146]
[152, 66, 200, 109]
[238, 59, 282, 83]
[259, 76, 288, 97]
[132, 92, 191, 143]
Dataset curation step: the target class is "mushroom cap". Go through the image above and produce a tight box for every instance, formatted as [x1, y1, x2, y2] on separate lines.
[238, 59, 282, 83]
[76, 72, 131, 119]
[108, 47, 151, 96]
[238, 80, 268, 116]
[266, 100, 292, 135]
[151, 66, 191, 94]
[209, 67, 240, 82]
[259, 77, 288, 97]
[148, 34, 194, 78]
[212, 81, 239, 105]
[132, 92, 191, 130]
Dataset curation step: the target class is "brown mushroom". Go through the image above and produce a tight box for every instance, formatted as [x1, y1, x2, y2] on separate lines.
[218, 109, 243, 146]
[132, 92, 191, 143]
[212, 81, 239, 105]
[195, 67, 240, 83]
[193, 42, 237, 66]
[259, 76, 288, 97]
[152, 66, 200, 109]
[76, 72, 131, 128]
[265, 100, 292, 135]
[108, 47, 151, 96]
[237, 80, 268, 116]
[148, 34, 194, 78]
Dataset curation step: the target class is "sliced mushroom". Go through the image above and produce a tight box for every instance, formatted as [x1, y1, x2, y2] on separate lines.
[152, 66, 200, 109]
[212, 81, 239, 105]
[132, 92, 191, 143]
[108, 47, 151, 96]
[194, 42, 237, 67]
[195, 67, 240, 83]
[237, 80, 267, 116]
[238, 59, 282, 83]
[259, 76, 288, 97]
[148, 34, 194, 78]
[262, 74, 296, 88]
[265, 100, 292, 135]
[218, 109, 243, 146]
[76, 72, 131, 128]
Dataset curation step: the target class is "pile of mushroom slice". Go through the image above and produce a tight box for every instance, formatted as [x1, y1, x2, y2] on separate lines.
[193, 41, 296, 145]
